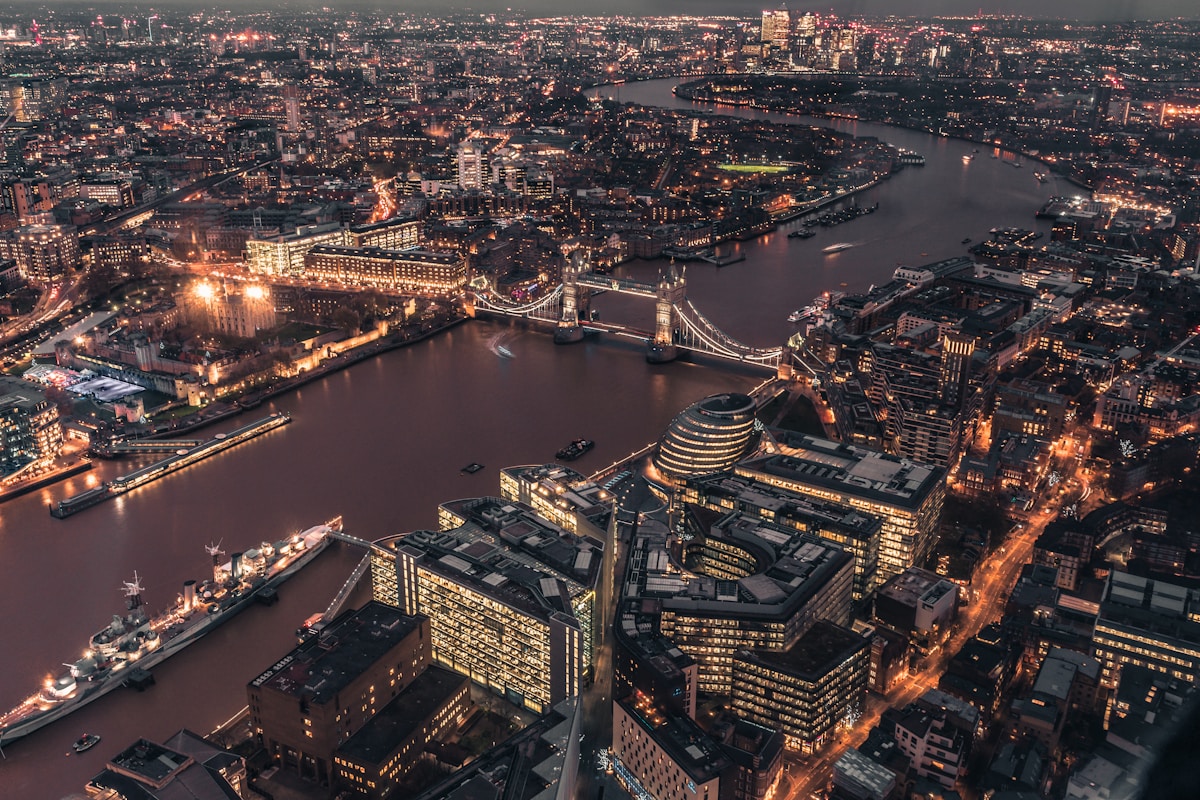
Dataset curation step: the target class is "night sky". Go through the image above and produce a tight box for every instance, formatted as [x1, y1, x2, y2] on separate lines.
[300, 0, 1194, 19]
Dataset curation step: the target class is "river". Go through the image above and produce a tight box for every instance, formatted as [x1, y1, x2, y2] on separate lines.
[0, 77, 1056, 798]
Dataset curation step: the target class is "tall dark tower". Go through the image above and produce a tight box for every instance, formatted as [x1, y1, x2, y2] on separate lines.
[940, 330, 976, 409]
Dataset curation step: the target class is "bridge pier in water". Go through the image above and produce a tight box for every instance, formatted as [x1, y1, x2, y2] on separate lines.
[647, 263, 685, 363]
[554, 249, 589, 344]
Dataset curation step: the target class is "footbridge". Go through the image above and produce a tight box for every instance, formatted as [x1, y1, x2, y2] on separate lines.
[468, 251, 824, 376]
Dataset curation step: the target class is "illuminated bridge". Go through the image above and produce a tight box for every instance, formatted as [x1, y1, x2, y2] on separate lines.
[468, 251, 823, 376]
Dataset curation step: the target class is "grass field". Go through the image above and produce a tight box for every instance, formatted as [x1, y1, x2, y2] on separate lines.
[718, 164, 790, 174]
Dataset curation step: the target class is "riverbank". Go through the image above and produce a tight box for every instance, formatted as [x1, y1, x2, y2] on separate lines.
[0, 459, 92, 505]
[0, 314, 469, 502]
[671, 82, 1093, 192]
[141, 314, 469, 440]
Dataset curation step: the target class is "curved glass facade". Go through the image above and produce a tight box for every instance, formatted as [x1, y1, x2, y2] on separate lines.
[653, 393, 758, 480]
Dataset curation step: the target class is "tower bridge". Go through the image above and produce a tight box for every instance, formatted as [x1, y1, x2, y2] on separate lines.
[467, 251, 824, 377]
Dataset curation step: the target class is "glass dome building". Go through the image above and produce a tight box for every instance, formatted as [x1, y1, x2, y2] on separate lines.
[653, 393, 759, 480]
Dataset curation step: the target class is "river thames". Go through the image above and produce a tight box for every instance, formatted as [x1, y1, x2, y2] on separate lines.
[0, 77, 1056, 797]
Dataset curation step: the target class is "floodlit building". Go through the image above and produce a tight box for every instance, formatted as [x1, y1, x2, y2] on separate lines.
[303, 246, 467, 295]
[187, 280, 277, 338]
[371, 496, 602, 712]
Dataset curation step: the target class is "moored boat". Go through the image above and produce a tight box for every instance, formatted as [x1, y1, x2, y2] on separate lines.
[0, 518, 341, 750]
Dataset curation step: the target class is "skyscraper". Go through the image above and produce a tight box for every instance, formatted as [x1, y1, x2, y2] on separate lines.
[761, 5, 791, 51]
[282, 84, 300, 132]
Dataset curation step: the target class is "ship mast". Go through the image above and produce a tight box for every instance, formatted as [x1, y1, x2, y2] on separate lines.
[123, 572, 144, 612]
[206, 541, 224, 584]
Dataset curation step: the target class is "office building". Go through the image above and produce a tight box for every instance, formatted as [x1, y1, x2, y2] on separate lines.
[760, 6, 791, 50]
[247, 603, 432, 785]
[303, 246, 467, 295]
[657, 509, 854, 694]
[654, 393, 760, 481]
[737, 437, 945, 583]
[499, 463, 614, 538]
[348, 217, 421, 250]
[873, 568, 958, 637]
[245, 223, 347, 277]
[679, 472, 882, 598]
[731, 621, 870, 754]
[333, 666, 472, 798]
[371, 496, 602, 712]
[613, 692, 730, 800]
[1092, 571, 1200, 687]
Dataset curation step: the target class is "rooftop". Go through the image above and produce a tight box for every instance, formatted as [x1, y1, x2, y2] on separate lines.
[337, 665, 469, 764]
[249, 602, 426, 705]
[736, 620, 868, 680]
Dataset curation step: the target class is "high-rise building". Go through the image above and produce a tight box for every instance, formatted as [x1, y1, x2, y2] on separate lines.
[760, 5, 791, 50]
[736, 438, 946, 583]
[939, 329, 977, 409]
[731, 621, 870, 754]
[282, 84, 301, 132]
[371, 496, 602, 712]
[456, 143, 489, 190]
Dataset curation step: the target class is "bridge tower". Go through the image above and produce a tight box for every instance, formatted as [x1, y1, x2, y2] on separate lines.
[554, 249, 590, 344]
[647, 262, 685, 363]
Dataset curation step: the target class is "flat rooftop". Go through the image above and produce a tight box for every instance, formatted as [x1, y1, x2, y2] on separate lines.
[338, 665, 469, 765]
[737, 621, 868, 680]
[249, 602, 425, 705]
[737, 436, 944, 511]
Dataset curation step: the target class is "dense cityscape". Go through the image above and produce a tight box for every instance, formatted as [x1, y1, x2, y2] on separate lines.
[0, 3, 1198, 800]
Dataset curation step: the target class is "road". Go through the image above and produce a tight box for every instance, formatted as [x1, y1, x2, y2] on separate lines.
[783, 494, 1064, 800]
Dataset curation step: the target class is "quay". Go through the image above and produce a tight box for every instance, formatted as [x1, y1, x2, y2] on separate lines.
[50, 413, 291, 518]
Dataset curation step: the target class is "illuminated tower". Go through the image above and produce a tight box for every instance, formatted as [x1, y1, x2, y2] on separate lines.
[760, 5, 791, 51]
[554, 249, 589, 344]
[939, 329, 976, 409]
[282, 84, 301, 132]
[648, 263, 685, 363]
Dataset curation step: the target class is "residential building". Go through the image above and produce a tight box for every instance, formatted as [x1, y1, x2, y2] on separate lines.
[303, 246, 467, 295]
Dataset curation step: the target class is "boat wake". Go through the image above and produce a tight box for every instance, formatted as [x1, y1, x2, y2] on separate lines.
[487, 333, 516, 359]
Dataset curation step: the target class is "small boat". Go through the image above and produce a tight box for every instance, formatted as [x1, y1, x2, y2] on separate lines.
[788, 310, 803, 323]
[962, 154, 975, 163]
[788, 229, 815, 239]
[556, 439, 594, 461]
[73, 733, 100, 753]
[461, 462, 484, 474]
[822, 242, 855, 254]
[962, 237, 972, 244]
